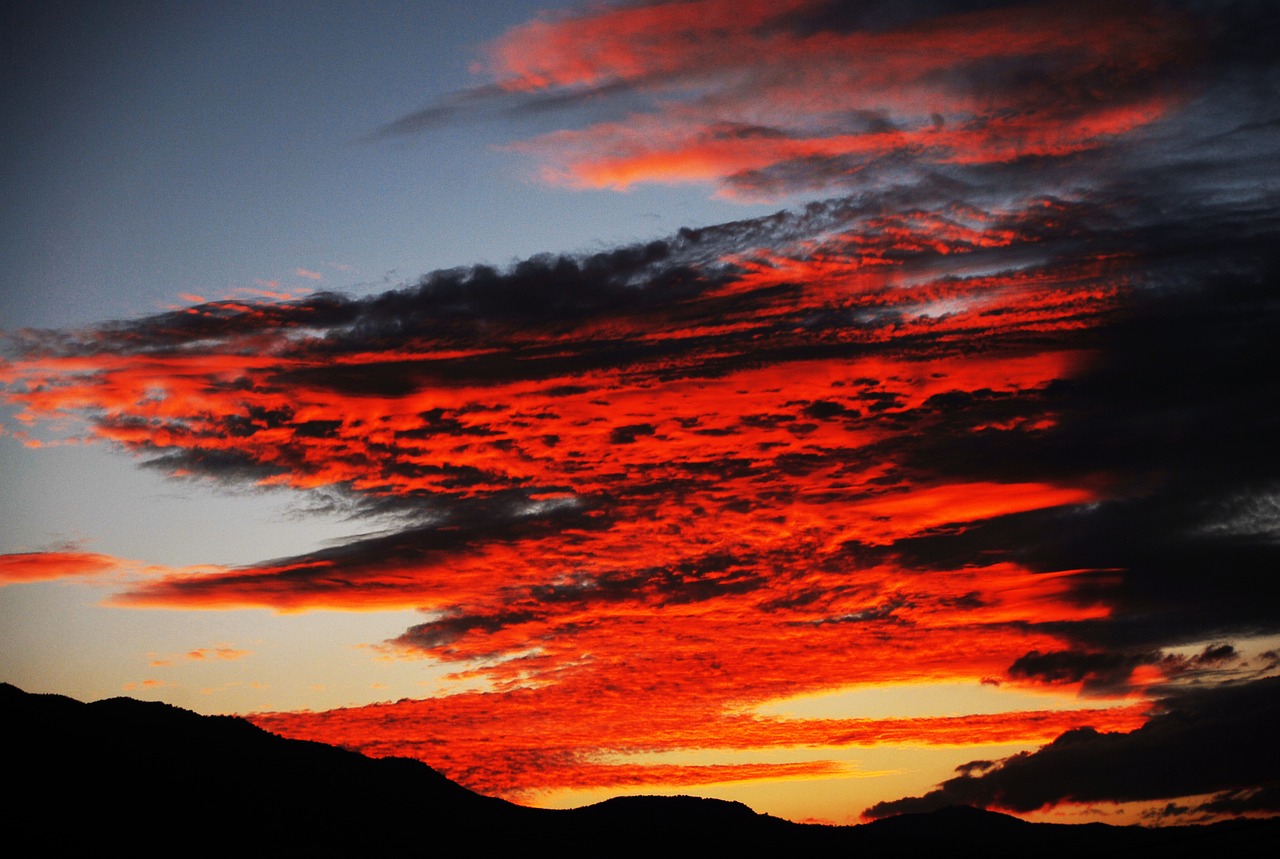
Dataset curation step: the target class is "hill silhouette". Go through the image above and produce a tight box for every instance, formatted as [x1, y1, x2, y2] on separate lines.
[4, 682, 1275, 854]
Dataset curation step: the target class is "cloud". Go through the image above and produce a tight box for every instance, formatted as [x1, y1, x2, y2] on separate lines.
[881, 256, 1280, 671]
[186, 646, 249, 661]
[373, 0, 1198, 200]
[1196, 785, 1280, 817]
[0, 551, 125, 585]
[149, 646, 250, 668]
[4, 0, 1279, 807]
[1006, 644, 1248, 695]
[863, 677, 1280, 818]
[251, 686, 1147, 800]
[6, 179, 1279, 796]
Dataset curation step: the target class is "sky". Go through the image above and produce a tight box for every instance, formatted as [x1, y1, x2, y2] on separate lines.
[2, 0, 1279, 827]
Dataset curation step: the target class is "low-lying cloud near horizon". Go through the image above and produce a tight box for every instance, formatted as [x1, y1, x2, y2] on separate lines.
[4, 0, 1278, 820]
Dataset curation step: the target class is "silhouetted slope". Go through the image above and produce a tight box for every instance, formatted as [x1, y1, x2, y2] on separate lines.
[548, 793, 807, 850]
[2, 682, 530, 849]
[3, 683, 1276, 854]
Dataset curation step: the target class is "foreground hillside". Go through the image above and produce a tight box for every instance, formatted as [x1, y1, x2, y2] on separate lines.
[3, 683, 1274, 854]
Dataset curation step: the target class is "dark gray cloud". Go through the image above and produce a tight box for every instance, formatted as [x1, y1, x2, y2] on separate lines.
[1197, 785, 1280, 817]
[364, 75, 659, 142]
[774, 0, 1029, 35]
[879, 238, 1280, 658]
[865, 676, 1280, 818]
[360, 84, 514, 140]
[1007, 645, 1246, 696]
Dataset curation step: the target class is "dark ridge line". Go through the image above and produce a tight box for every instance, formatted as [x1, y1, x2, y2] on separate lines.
[3, 682, 1274, 855]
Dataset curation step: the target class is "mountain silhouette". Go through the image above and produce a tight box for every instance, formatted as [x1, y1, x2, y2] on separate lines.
[4, 682, 1275, 854]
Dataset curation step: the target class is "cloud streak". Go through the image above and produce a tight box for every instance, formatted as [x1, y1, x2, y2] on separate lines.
[0, 551, 126, 585]
[381, 0, 1196, 200]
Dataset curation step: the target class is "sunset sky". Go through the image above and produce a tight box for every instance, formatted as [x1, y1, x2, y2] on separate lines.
[3, 0, 1278, 826]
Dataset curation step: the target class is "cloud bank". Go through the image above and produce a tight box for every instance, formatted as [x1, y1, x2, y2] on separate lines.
[4, 0, 1278, 816]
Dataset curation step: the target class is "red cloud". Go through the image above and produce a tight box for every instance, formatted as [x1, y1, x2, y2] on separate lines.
[0, 551, 125, 585]
[479, 0, 1190, 197]
[250, 686, 1149, 800]
[2, 199, 1143, 793]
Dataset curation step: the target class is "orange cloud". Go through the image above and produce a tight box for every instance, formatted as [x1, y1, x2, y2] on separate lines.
[0, 551, 126, 585]
[250, 685, 1149, 800]
[185, 647, 250, 661]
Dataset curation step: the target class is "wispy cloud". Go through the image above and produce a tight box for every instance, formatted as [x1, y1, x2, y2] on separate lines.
[380, 0, 1195, 200]
[150, 645, 250, 667]
[0, 551, 126, 586]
